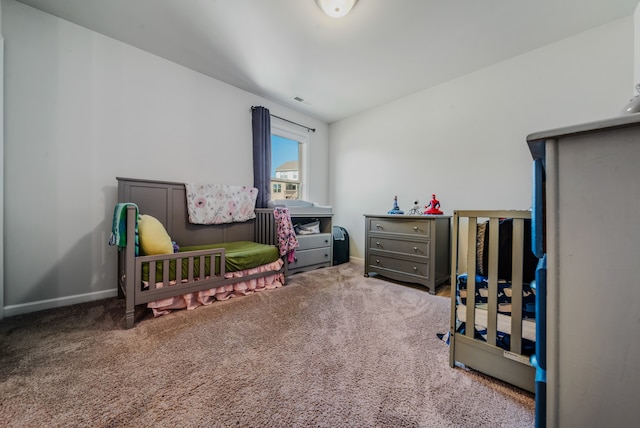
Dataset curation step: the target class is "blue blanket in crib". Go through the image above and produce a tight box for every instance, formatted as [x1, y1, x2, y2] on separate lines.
[457, 273, 536, 319]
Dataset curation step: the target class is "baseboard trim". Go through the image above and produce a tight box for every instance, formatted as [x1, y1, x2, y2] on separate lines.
[3, 289, 118, 318]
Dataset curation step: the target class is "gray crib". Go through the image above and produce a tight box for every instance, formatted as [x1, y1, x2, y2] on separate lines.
[449, 210, 536, 392]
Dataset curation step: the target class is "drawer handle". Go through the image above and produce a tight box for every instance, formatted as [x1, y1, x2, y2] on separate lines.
[325, 239, 329, 244]
[376, 224, 382, 229]
[413, 226, 419, 232]
[413, 247, 418, 252]
[413, 266, 417, 271]
[375, 259, 380, 264]
[376, 241, 382, 247]
[325, 253, 329, 258]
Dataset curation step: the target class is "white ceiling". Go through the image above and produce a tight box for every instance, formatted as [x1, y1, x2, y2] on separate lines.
[15, 0, 640, 123]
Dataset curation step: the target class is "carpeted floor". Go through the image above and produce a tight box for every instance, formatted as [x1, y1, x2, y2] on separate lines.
[0, 262, 534, 427]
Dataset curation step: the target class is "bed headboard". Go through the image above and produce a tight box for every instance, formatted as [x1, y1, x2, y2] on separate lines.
[117, 177, 257, 246]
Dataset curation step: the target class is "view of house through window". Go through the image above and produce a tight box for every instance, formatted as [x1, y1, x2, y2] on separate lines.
[271, 134, 301, 200]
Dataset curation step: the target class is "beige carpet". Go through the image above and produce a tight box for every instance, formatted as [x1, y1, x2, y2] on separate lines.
[0, 262, 534, 427]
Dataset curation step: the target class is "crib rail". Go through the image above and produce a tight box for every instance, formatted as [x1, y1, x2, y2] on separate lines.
[449, 210, 535, 392]
[255, 208, 276, 245]
[134, 248, 226, 305]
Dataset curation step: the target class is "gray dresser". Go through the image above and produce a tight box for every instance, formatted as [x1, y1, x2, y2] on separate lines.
[527, 114, 640, 428]
[364, 214, 450, 294]
[288, 213, 333, 274]
[256, 204, 333, 275]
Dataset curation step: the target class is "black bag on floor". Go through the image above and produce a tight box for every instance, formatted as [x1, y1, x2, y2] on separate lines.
[333, 226, 349, 265]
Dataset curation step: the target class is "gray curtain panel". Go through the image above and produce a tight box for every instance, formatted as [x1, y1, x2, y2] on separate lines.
[252, 106, 271, 208]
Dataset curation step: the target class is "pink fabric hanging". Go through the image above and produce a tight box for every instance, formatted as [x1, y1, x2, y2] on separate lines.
[274, 207, 299, 262]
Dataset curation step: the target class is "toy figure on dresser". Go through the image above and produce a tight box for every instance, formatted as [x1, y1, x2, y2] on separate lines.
[424, 194, 443, 215]
[407, 200, 424, 215]
[387, 195, 404, 215]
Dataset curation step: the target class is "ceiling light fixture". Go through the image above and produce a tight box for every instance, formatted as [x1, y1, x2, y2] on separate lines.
[315, 0, 359, 18]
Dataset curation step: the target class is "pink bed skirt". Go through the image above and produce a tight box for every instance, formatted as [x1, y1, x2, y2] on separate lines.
[146, 259, 285, 317]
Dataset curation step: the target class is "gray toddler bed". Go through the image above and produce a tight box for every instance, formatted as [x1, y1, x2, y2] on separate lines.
[116, 177, 286, 328]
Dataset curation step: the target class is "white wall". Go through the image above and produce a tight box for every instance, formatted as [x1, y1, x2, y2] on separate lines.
[329, 17, 634, 261]
[2, 0, 329, 314]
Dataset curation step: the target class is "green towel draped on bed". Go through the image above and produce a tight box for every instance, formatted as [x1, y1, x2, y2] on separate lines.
[108, 202, 140, 256]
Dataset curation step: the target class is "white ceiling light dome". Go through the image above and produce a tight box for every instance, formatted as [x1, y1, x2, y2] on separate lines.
[315, 0, 359, 18]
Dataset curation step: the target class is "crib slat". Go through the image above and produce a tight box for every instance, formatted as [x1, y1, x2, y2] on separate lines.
[510, 218, 525, 355]
[163, 259, 170, 287]
[188, 257, 194, 282]
[449, 211, 460, 368]
[465, 217, 477, 338]
[176, 258, 183, 284]
[149, 261, 156, 290]
[486, 217, 499, 346]
[219, 252, 226, 277]
[199, 255, 206, 280]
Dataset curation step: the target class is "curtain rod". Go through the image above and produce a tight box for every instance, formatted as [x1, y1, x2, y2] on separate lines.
[251, 106, 316, 132]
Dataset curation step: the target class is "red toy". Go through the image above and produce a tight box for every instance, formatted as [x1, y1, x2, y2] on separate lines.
[424, 194, 443, 215]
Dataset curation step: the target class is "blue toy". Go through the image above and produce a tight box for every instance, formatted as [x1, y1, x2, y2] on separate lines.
[387, 195, 404, 215]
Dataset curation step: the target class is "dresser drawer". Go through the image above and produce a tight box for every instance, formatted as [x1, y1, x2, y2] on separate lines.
[368, 236, 430, 258]
[367, 253, 430, 279]
[290, 247, 331, 268]
[367, 217, 431, 237]
[296, 233, 331, 250]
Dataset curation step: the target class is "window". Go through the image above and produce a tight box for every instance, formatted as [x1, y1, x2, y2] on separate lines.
[271, 126, 307, 201]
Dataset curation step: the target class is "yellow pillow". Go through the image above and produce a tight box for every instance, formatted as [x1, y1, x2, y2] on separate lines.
[138, 214, 173, 255]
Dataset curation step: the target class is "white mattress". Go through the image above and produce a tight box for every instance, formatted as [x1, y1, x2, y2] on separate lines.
[456, 305, 536, 342]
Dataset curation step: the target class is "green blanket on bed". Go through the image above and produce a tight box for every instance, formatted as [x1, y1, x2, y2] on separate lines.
[142, 241, 280, 283]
